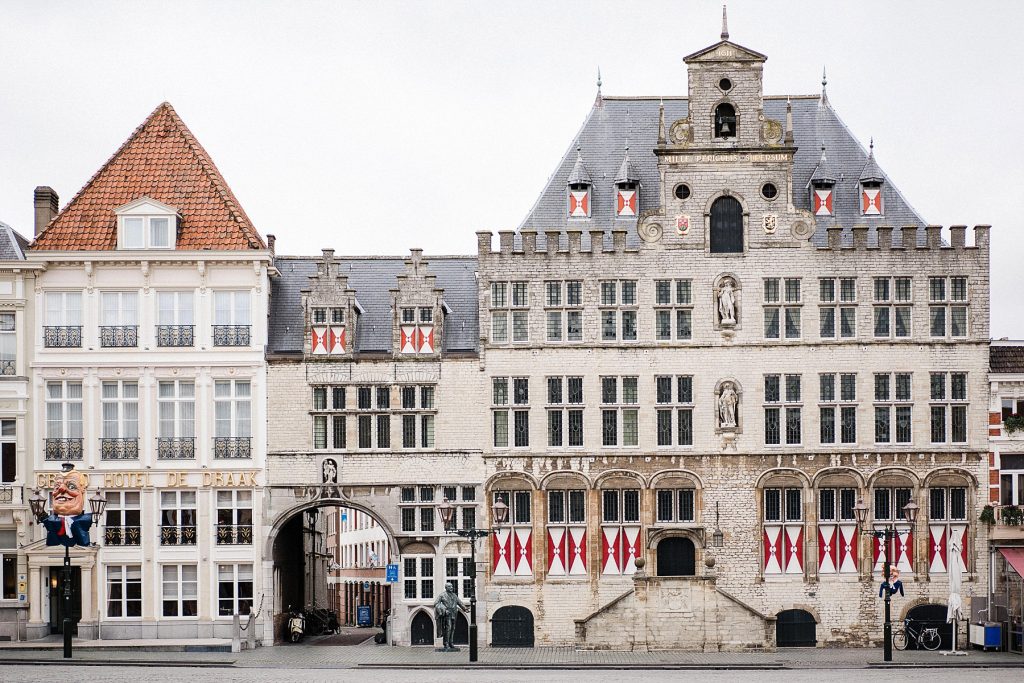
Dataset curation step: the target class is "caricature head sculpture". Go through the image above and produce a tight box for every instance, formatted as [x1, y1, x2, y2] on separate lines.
[52, 466, 88, 516]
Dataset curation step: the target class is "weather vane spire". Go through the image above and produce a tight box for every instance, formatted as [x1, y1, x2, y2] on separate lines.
[721, 5, 729, 41]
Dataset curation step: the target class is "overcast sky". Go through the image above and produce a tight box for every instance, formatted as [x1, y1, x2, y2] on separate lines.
[1, 1, 1021, 337]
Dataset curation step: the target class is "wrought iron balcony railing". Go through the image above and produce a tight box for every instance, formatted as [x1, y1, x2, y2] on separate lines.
[213, 436, 251, 459]
[0, 359, 15, 375]
[216, 524, 253, 545]
[99, 325, 138, 348]
[157, 437, 195, 459]
[100, 437, 139, 460]
[212, 325, 250, 347]
[104, 525, 142, 546]
[156, 325, 194, 347]
[44, 438, 83, 461]
[160, 525, 197, 546]
[43, 326, 82, 348]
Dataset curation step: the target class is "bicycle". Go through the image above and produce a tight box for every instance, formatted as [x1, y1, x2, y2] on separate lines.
[892, 617, 941, 651]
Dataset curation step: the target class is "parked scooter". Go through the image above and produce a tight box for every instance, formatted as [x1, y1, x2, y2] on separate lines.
[287, 606, 306, 643]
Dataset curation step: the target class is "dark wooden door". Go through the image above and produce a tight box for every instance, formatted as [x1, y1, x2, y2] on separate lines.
[657, 537, 696, 576]
[410, 610, 434, 645]
[48, 567, 81, 635]
[710, 196, 743, 253]
[454, 611, 469, 645]
[776, 609, 817, 647]
[491, 606, 534, 647]
[907, 603, 953, 650]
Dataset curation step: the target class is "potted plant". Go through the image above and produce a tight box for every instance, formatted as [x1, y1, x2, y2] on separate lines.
[980, 505, 996, 525]
[1005, 415, 1024, 434]
[1003, 505, 1023, 526]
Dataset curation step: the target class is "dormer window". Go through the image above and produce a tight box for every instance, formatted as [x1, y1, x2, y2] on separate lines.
[115, 197, 178, 250]
[568, 183, 591, 218]
[812, 182, 834, 216]
[313, 308, 327, 324]
[714, 103, 736, 139]
[861, 181, 883, 215]
[402, 308, 416, 324]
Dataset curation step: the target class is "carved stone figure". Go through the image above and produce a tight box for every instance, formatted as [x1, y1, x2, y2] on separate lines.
[433, 581, 467, 651]
[718, 278, 737, 325]
[718, 382, 738, 429]
[322, 458, 338, 484]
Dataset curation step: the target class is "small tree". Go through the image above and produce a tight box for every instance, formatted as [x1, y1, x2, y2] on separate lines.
[1005, 415, 1024, 435]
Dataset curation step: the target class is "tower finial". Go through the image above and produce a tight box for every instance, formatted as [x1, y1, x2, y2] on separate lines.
[869, 137, 874, 155]
[594, 67, 603, 107]
[657, 98, 666, 145]
[597, 67, 602, 91]
[784, 96, 794, 144]
[721, 4, 729, 40]
[820, 66, 830, 106]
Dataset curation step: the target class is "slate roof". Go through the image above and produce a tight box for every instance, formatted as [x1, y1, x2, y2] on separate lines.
[0, 221, 27, 261]
[519, 95, 926, 247]
[269, 256, 479, 354]
[991, 343, 1024, 374]
[31, 102, 265, 251]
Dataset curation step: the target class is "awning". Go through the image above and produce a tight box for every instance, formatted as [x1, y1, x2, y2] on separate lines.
[999, 547, 1024, 578]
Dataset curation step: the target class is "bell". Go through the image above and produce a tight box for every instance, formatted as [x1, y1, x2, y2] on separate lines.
[719, 119, 732, 136]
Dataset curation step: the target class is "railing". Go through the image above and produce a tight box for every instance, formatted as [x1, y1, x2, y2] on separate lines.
[157, 437, 195, 459]
[44, 438, 83, 460]
[0, 486, 16, 504]
[214, 436, 251, 459]
[216, 524, 253, 545]
[43, 326, 82, 348]
[104, 525, 142, 546]
[100, 437, 139, 460]
[160, 525, 197, 546]
[0, 359, 15, 375]
[213, 325, 250, 347]
[99, 325, 138, 347]
[156, 325, 194, 347]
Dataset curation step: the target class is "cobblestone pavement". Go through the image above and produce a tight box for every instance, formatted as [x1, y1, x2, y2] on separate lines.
[1, 665, 1020, 683]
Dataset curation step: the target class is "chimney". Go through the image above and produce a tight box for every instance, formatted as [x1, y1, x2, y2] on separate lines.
[34, 186, 59, 236]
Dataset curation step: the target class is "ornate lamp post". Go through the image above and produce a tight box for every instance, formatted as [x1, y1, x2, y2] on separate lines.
[437, 496, 508, 662]
[29, 464, 107, 659]
[854, 496, 918, 662]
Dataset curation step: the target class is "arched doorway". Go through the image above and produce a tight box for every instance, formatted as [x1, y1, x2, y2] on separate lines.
[491, 605, 534, 647]
[776, 609, 817, 647]
[454, 611, 469, 645]
[410, 610, 434, 646]
[710, 196, 743, 253]
[906, 603, 953, 650]
[657, 537, 696, 576]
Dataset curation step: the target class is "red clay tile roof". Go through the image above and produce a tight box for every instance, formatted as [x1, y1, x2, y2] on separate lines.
[31, 102, 266, 251]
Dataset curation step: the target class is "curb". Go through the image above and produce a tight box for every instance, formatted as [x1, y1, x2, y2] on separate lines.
[0, 659, 236, 668]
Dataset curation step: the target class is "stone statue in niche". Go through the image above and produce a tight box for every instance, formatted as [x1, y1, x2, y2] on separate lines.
[717, 278, 737, 326]
[718, 382, 738, 429]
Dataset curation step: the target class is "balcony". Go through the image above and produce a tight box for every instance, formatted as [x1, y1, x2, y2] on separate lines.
[157, 437, 195, 460]
[160, 525, 197, 546]
[104, 525, 141, 546]
[156, 325, 194, 347]
[99, 325, 138, 348]
[43, 326, 82, 348]
[989, 504, 1024, 541]
[216, 524, 253, 545]
[100, 437, 139, 460]
[214, 436, 251, 459]
[0, 359, 15, 375]
[44, 438, 83, 461]
[213, 325, 250, 347]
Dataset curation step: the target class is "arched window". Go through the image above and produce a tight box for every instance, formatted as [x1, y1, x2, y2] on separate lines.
[656, 537, 696, 576]
[714, 103, 736, 139]
[709, 196, 743, 253]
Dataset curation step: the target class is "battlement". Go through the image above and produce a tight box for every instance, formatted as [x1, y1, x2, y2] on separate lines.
[476, 228, 639, 258]
[819, 224, 990, 253]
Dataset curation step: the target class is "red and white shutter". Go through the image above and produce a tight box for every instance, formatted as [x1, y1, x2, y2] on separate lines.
[838, 524, 858, 574]
[763, 525, 783, 575]
[616, 189, 637, 217]
[818, 525, 838, 574]
[929, 525, 948, 573]
[568, 527, 587, 575]
[601, 527, 621, 574]
[569, 189, 590, 218]
[513, 527, 533, 576]
[895, 530, 913, 573]
[400, 325, 418, 354]
[873, 530, 887, 574]
[311, 326, 328, 354]
[862, 188, 882, 215]
[547, 527, 566, 576]
[492, 527, 512, 576]
[784, 526, 804, 575]
[418, 325, 435, 354]
[814, 189, 833, 216]
[621, 526, 641, 576]
[329, 326, 345, 354]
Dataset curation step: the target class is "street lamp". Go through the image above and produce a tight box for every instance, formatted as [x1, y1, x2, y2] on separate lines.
[437, 495, 508, 662]
[711, 501, 724, 548]
[854, 496, 919, 662]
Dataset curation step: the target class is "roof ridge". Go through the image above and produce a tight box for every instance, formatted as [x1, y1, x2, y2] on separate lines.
[598, 94, 822, 102]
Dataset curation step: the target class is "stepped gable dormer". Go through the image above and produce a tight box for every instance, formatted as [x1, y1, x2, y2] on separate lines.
[566, 147, 593, 219]
[859, 139, 886, 216]
[301, 248, 358, 357]
[809, 145, 838, 217]
[391, 249, 445, 357]
[613, 146, 640, 218]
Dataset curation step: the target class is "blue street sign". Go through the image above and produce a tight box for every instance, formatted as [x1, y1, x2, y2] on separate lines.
[362, 580, 371, 591]
[357, 605, 371, 627]
[386, 563, 399, 583]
